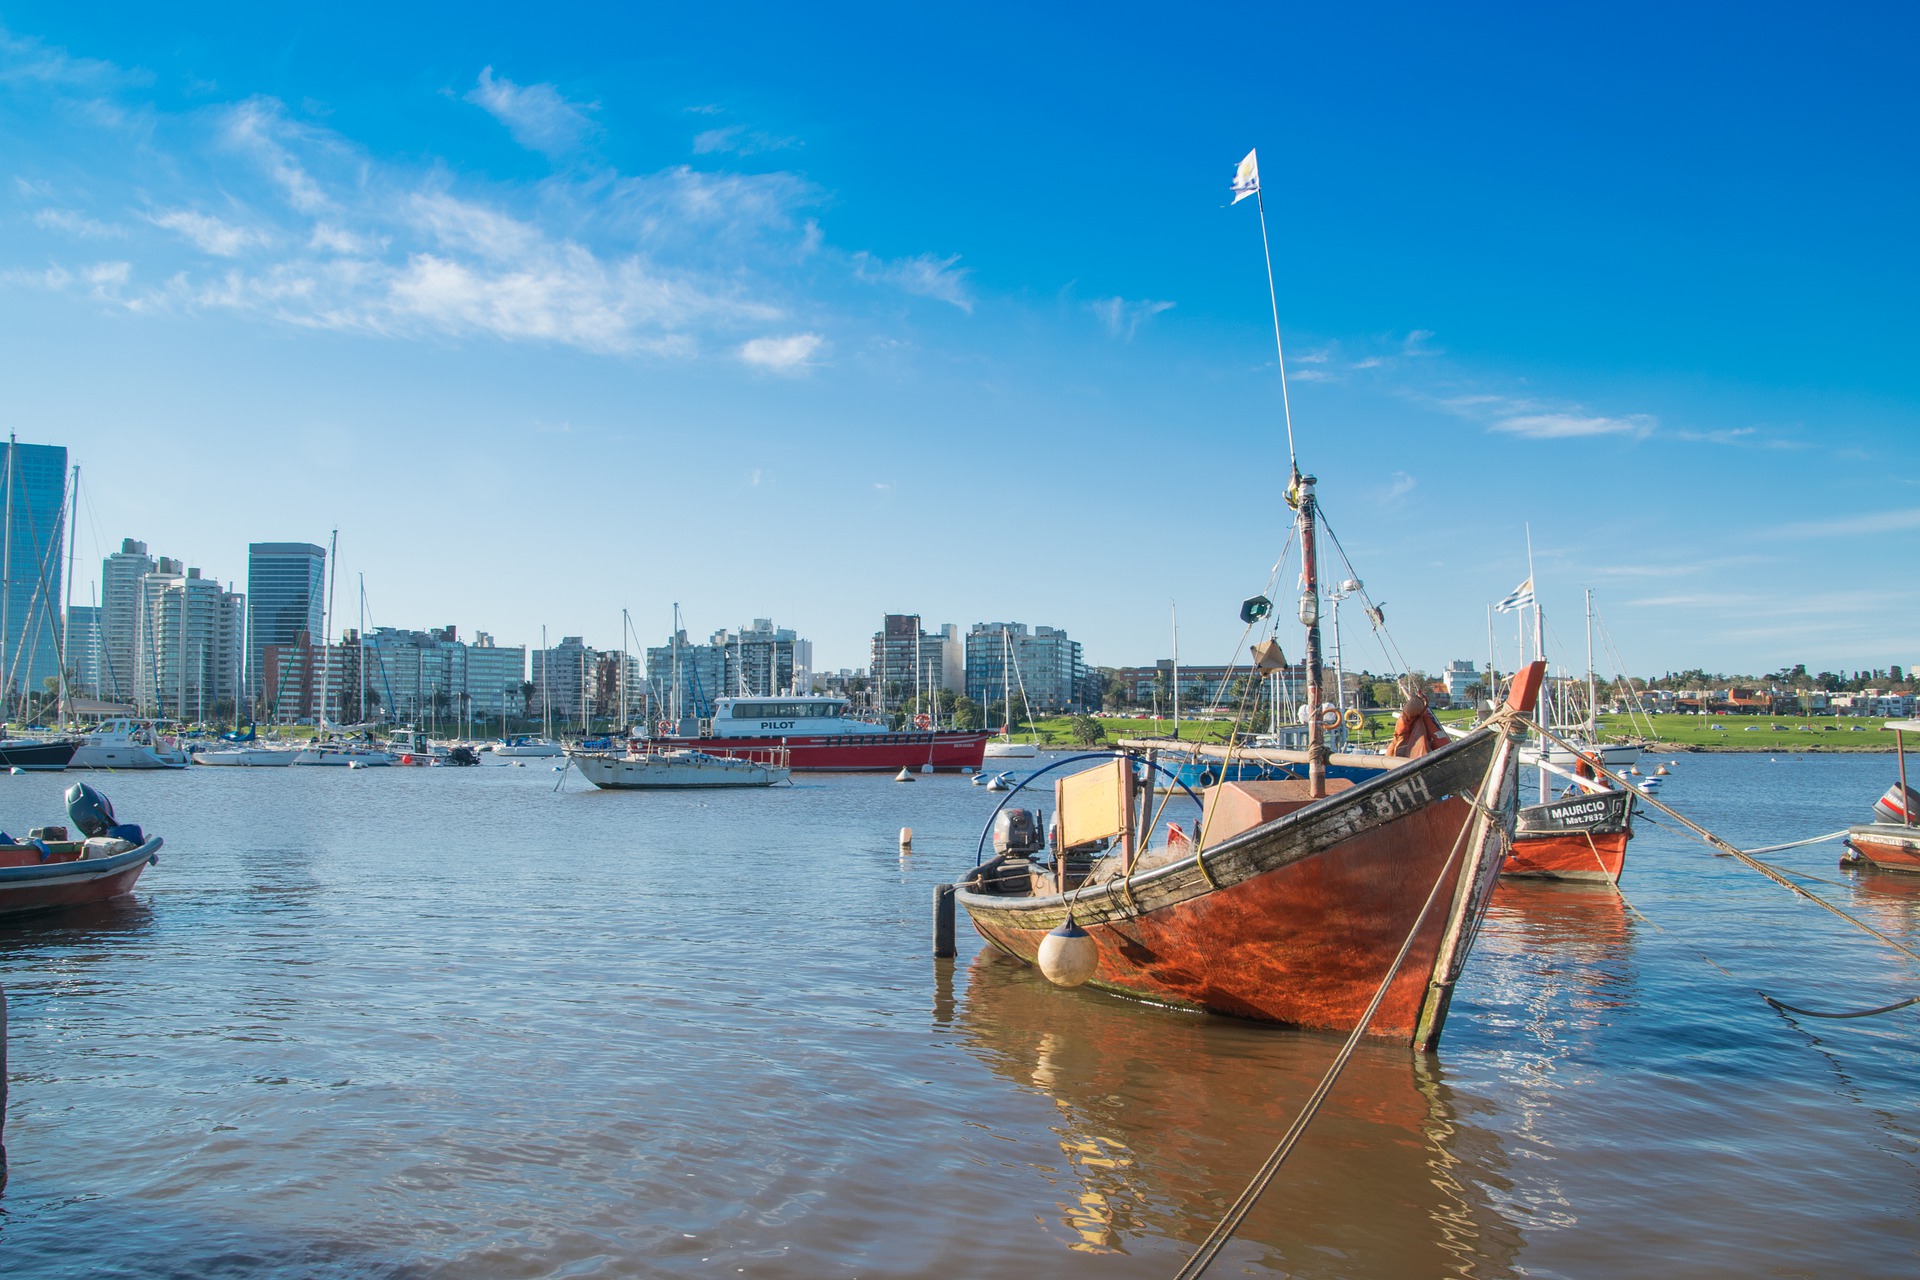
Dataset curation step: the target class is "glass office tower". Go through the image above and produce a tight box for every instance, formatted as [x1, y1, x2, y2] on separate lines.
[246, 542, 326, 709]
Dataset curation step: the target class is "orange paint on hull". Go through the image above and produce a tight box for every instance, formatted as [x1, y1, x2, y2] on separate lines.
[1502, 830, 1628, 882]
[1846, 825, 1920, 874]
[970, 799, 1475, 1040]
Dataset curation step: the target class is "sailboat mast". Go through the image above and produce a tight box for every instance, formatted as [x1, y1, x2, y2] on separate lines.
[0, 436, 13, 719]
[316, 528, 337, 731]
[1586, 588, 1598, 737]
[1295, 474, 1327, 797]
[60, 464, 78, 731]
[1171, 601, 1180, 741]
[357, 574, 367, 724]
[620, 607, 629, 734]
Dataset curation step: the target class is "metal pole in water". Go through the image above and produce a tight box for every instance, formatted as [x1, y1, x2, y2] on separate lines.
[932, 883, 956, 957]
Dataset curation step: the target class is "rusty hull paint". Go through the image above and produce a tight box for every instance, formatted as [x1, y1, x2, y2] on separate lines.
[973, 799, 1475, 1037]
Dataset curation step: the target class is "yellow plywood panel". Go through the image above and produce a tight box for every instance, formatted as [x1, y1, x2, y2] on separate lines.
[1059, 758, 1130, 848]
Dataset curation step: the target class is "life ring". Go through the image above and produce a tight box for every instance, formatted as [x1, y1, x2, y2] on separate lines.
[1343, 707, 1364, 729]
[1197, 769, 1218, 787]
[913, 713, 931, 730]
[1318, 704, 1341, 729]
[657, 720, 674, 736]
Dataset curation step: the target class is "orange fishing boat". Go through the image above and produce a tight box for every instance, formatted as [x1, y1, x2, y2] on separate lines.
[1505, 786, 1632, 882]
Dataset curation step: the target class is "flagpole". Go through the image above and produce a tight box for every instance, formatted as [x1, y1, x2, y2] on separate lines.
[1252, 184, 1298, 472]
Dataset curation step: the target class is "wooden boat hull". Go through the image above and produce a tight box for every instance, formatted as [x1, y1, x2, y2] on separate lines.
[957, 728, 1505, 1040]
[1843, 824, 1920, 874]
[0, 838, 163, 919]
[1504, 789, 1632, 882]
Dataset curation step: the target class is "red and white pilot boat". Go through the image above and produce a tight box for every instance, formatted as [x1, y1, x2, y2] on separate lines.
[651, 696, 990, 773]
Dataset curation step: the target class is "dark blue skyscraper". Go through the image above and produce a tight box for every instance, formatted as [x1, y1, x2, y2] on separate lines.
[0, 439, 69, 701]
[246, 542, 326, 706]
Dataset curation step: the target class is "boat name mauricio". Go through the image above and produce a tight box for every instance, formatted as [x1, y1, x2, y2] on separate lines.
[756, 720, 798, 731]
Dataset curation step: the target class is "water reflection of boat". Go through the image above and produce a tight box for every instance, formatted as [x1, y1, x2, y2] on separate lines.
[953, 952, 1520, 1272]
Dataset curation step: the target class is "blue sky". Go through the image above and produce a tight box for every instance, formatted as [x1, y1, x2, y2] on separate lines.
[2, 3, 1915, 680]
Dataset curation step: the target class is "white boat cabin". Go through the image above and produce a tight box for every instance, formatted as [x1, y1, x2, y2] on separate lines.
[708, 696, 888, 738]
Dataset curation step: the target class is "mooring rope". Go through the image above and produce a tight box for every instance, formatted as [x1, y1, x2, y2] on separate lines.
[1521, 718, 1920, 969]
[1741, 828, 1850, 856]
[1523, 718, 1920, 1020]
[1171, 755, 1495, 1279]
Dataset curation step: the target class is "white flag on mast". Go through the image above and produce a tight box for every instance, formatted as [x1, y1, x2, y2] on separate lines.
[1231, 149, 1260, 203]
[1494, 577, 1535, 614]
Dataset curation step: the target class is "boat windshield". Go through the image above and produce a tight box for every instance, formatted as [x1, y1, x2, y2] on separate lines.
[728, 700, 841, 719]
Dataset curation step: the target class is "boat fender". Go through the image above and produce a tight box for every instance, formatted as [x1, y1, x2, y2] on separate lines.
[1038, 917, 1099, 988]
[64, 783, 119, 839]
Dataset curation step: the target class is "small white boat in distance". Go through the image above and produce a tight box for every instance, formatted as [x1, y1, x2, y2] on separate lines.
[495, 735, 565, 758]
[192, 745, 298, 767]
[569, 743, 788, 790]
[1520, 738, 1644, 770]
[983, 740, 1038, 759]
[70, 720, 190, 770]
[292, 740, 395, 767]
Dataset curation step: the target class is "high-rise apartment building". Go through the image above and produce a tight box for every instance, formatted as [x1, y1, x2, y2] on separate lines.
[66, 604, 102, 700]
[134, 564, 245, 720]
[357, 625, 528, 724]
[247, 542, 326, 708]
[964, 622, 1089, 714]
[99, 538, 156, 703]
[868, 614, 955, 712]
[0, 440, 69, 699]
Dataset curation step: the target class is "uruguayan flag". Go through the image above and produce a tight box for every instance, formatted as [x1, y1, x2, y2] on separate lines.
[1494, 577, 1535, 613]
[1231, 149, 1260, 204]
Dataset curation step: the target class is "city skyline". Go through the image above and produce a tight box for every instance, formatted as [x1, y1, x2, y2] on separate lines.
[2, 8, 1915, 677]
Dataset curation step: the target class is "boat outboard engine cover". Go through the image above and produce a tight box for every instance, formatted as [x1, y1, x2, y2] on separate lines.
[65, 782, 119, 838]
[993, 808, 1045, 858]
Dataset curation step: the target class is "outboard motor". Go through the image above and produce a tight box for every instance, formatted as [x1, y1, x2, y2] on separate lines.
[992, 808, 1045, 858]
[65, 782, 117, 838]
[447, 746, 480, 767]
[65, 782, 143, 846]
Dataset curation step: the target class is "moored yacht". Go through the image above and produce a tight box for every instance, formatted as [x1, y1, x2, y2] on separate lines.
[657, 696, 988, 772]
[69, 720, 190, 770]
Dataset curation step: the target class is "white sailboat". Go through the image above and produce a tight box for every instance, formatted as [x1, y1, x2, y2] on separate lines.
[982, 627, 1038, 759]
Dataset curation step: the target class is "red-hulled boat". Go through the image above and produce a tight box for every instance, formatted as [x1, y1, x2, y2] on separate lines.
[956, 662, 1542, 1046]
[1843, 718, 1920, 874]
[0, 785, 162, 919]
[652, 695, 989, 772]
[1505, 786, 1633, 882]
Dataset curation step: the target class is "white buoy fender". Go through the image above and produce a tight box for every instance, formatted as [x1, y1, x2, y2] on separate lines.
[899, 826, 913, 848]
[895, 767, 914, 782]
[1037, 917, 1099, 988]
[971, 773, 987, 786]
[920, 763, 933, 774]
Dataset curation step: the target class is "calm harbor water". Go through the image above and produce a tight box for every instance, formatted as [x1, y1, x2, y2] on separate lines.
[1, 752, 1917, 1277]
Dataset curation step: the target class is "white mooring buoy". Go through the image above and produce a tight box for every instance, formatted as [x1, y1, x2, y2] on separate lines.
[899, 826, 913, 849]
[895, 767, 914, 782]
[920, 762, 934, 775]
[970, 773, 987, 786]
[1655, 765, 1669, 775]
[1037, 917, 1099, 988]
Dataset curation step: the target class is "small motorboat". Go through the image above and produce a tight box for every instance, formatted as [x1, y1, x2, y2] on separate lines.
[192, 745, 298, 766]
[0, 783, 162, 918]
[292, 740, 395, 767]
[494, 735, 565, 758]
[1843, 719, 1920, 873]
[0, 732, 80, 771]
[68, 719, 189, 770]
[568, 743, 789, 790]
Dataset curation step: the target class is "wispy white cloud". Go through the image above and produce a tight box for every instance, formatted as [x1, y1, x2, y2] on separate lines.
[33, 207, 124, 238]
[1776, 507, 1920, 538]
[1090, 295, 1174, 340]
[1385, 470, 1417, 500]
[1490, 411, 1654, 439]
[853, 251, 972, 312]
[0, 27, 147, 89]
[465, 66, 598, 158]
[147, 208, 266, 256]
[739, 331, 825, 372]
[692, 124, 799, 156]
